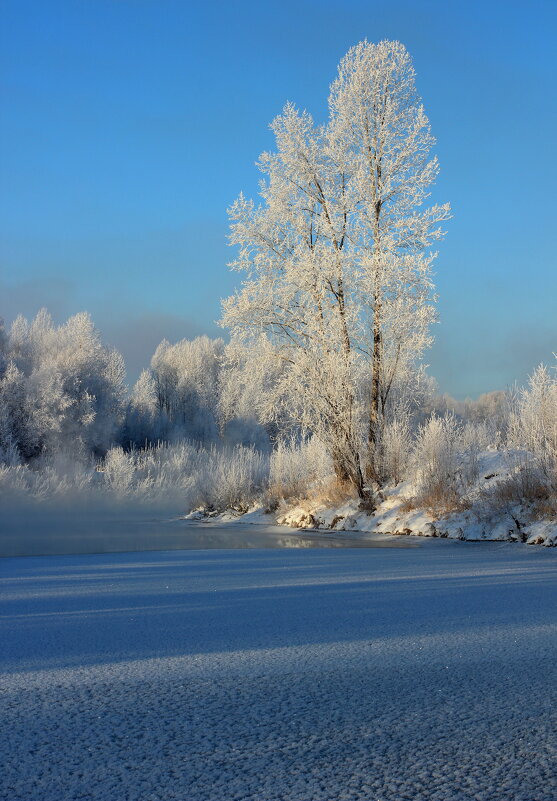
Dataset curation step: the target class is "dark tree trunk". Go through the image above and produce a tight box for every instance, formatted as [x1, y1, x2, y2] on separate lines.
[333, 444, 370, 506]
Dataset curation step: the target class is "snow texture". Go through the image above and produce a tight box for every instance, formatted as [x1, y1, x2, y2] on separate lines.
[2, 540, 556, 800]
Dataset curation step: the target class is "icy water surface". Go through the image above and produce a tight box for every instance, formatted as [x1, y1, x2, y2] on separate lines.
[0, 516, 416, 557]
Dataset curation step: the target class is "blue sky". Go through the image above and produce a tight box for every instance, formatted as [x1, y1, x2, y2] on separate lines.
[1, 0, 556, 397]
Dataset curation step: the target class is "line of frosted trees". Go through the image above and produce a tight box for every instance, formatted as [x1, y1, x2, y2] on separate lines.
[0, 309, 267, 459]
[0, 309, 331, 508]
[0, 307, 555, 518]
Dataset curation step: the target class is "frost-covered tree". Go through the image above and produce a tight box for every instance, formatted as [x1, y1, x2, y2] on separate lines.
[222, 40, 449, 501]
[0, 309, 126, 460]
[329, 41, 450, 467]
[148, 335, 225, 443]
[510, 361, 557, 483]
[0, 319, 8, 378]
[0, 362, 26, 464]
[123, 369, 161, 448]
[123, 335, 267, 450]
[218, 337, 283, 449]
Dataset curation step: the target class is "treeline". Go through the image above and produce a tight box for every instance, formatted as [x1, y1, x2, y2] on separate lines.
[0, 309, 270, 466]
[0, 307, 509, 468]
[1, 309, 555, 524]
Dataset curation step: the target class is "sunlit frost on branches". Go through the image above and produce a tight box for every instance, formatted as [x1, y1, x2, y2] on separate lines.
[221, 39, 450, 502]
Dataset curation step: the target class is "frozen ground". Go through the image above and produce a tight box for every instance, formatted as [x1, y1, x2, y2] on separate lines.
[1, 540, 556, 801]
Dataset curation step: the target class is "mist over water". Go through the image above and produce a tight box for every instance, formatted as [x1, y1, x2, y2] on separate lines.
[0, 508, 416, 557]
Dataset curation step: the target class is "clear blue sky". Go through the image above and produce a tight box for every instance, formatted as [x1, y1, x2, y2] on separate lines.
[1, 0, 556, 397]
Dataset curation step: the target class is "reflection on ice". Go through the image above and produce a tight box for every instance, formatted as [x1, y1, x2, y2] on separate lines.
[0, 514, 416, 557]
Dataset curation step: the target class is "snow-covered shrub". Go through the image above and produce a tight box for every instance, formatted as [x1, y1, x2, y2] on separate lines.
[411, 413, 464, 514]
[136, 441, 197, 491]
[269, 437, 332, 502]
[0, 439, 270, 514]
[483, 454, 552, 513]
[32, 454, 95, 500]
[102, 447, 136, 496]
[200, 445, 269, 512]
[102, 441, 269, 511]
[509, 364, 557, 479]
[0, 463, 29, 497]
[379, 416, 412, 485]
[459, 421, 492, 487]
[409, 414, 497, 515]
[495, 362, 557, 515]
[96, 441, 198, 506]
[0, 453, 95, 503]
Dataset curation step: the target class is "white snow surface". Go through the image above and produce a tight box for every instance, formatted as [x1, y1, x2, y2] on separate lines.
[1, 541, 556, 801]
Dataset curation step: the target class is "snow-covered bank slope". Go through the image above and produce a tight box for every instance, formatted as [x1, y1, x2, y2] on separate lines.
[278, 495, 557, 546]
[2, 543, 556, 801]
[276, 450, 557, 547]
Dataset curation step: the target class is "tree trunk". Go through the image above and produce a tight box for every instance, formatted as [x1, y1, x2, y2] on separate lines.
[367, 292, 381, 484]
[332, 443, 368, 503]
[367, 195, 383, 486]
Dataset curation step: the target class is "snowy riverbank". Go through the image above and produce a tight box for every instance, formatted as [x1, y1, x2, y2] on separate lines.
[188, 449, 557, 547]
[187, 498, 557, 548]
[273, 492, 557, 547]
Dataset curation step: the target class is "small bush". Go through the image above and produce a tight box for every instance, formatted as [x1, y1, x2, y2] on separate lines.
[269, 437, 332, 502]
[410, 413, 463, 514]
[201, 445, 269, 512]
[380, 416, 412, 485]
[103, 447, 136, 496]
[481, 453, 557, 519]
[508, 364, 557, 506]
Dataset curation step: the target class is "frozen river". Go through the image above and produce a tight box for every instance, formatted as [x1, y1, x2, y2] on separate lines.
[1, 538, 556, 800]
[0, 512, 417, 557]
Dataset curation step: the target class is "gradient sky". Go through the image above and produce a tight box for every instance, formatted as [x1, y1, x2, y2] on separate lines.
[1, 0, 556, 397]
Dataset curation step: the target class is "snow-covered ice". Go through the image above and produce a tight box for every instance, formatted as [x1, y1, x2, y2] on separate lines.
[1, 539, 556, 800]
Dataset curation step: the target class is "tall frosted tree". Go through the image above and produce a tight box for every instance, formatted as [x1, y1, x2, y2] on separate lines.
[329, 41, 450, 476]
[222, 40, 449, 502]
